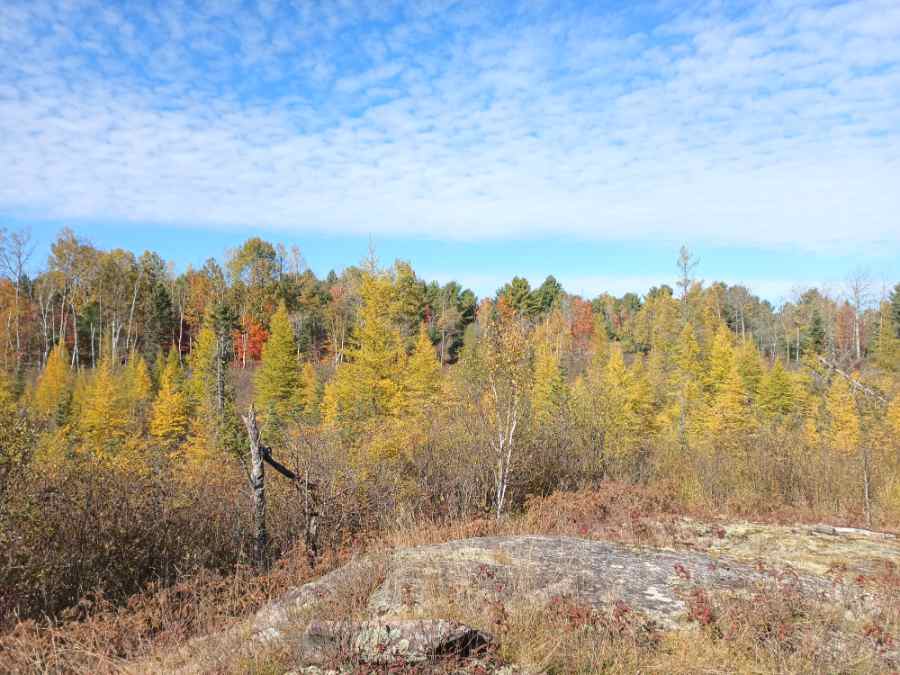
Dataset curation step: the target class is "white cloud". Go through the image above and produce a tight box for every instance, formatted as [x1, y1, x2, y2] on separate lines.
[0, 0, 899, 251]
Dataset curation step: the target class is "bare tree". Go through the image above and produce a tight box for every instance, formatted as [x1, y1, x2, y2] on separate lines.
[676, 245, 699, 302]
[475, 309, 532, 519]
[0, 227, 35, 370]
[845, 268, 872, 362]
[241, 405, 269, 570]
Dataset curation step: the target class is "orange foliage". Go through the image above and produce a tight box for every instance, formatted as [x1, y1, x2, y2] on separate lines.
[232, 318, 269, 364]
[570, 296, 594, 354]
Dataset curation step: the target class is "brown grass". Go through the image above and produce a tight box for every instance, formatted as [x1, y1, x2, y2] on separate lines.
[2, 481, 898, 674]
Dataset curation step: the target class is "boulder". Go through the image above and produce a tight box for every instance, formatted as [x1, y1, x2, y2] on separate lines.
[252, 534, 843, 647]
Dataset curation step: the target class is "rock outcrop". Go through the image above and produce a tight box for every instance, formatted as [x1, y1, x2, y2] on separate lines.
[251, 534, 849, 654]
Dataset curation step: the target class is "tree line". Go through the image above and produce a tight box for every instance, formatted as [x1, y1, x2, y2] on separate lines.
[1, 226, 900, 622]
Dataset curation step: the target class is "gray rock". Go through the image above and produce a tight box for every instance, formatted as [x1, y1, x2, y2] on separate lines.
[298, 618, 491, 665]
[252, 534, 842, 646]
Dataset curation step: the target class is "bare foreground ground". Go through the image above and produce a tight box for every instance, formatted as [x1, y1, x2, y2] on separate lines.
[3, 487, 899, 674]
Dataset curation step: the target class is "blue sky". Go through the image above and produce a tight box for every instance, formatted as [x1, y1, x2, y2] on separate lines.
[2, 0, 899, 302]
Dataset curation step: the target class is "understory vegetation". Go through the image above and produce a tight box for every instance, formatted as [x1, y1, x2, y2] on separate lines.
[1, 228, 899, 671]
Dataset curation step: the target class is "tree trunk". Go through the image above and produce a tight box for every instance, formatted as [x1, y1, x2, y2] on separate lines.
[70, 301, 80, 368]
[216, 336, 225, 413]
[862, 446, 872, 529]
[241, 405, 268, 570]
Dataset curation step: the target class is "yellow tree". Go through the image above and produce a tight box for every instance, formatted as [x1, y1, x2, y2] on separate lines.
[757, 359, 795, 419]
[705, 359, 754, 440]
[825, 377, 860, 453]
[184, 322, 219, 465]
[888, 396, 900, 437]
[33, 342, 71, 425]
[188, 323, 218, 409]
[706, 324, 735, 395]
[572, 342, 646, 476]
[150, 348, 190, 453]
[254, 301, 304, 426]
[323, 272, 405, 436]
[0, 372, 34, 499]
[398, 325, 442, 417]
[601, 345, 641, 460]
[735, 339, 763, 402]
[588, 316, 610, 373]
[78, 356, 131, 463]
[299, 362, 320, 421]
[531, 339, 566, 428]
[123, 352, 153, 434]
[665, 322, 705, 440]
[478, 304, 532, 517]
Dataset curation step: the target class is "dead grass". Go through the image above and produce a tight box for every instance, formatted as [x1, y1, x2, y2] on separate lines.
[3, 482, 898, 674]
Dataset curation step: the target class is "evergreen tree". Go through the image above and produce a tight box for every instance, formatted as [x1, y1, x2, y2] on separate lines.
[806, 309, 826, 354]
[890, 283, 900, 337]
[874, 301, 900, 371]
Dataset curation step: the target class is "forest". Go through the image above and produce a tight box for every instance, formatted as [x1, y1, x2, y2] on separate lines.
[1, 226, 900, 669]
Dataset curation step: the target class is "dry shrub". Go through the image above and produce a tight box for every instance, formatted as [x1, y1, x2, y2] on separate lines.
[0, 543, 354, 673]
[680, 573, 898, 673]
[520, 481, 682, 545]
[0, 460, 252, 627]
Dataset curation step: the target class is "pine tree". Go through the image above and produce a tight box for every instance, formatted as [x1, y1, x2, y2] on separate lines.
[825, 377, 860, 453]
[254, 301, 302, 425]
[874, 301, 900, 371]
[890, 283, 900, 337]
[33, 342, 71, 425]
[150, 348, 190, 452]
[806, 309, 826, 355]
